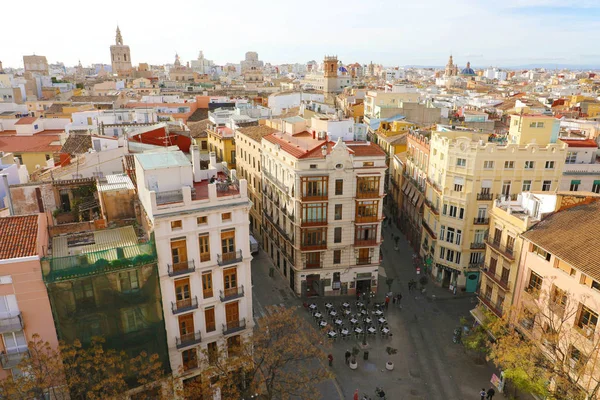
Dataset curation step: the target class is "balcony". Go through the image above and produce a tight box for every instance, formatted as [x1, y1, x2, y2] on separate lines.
[473, 218, 489, 225]
[470, 242, 486, 250]
[469, 262, 484, 269]
[263, 170, 287, 192]
[168, 260, 196, 277]
[301, 192, 328, 201]
[477, 294, 503, 318]
[477, 192, 494, 201]
[301, 218, 328, 227]
[223, 318, 247, 335]
[355, 215, 378, 223]
[427, 178, 442, 194]
[0, 313, 23, 334]
[300, 241, 327, 251]
[176, 331, 202, 349]
[422, 221, 437, 239]
[220, 285, 245, 302]
[0, 348, 28, 369]
[171, 296, 199, 315]
[482, 266, 510, 291]
[304, 259, 323, 269]
[356, 190, 379, 199]
[423, 199, 439, 215]
[217, 250, 243, 266]
[354, 238, 378, 247]
[496, 193, 518, 202]
[485, 239, 515, 261]
[356, 257, 372, 265]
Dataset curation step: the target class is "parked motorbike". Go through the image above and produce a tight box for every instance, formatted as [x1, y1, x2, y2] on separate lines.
[453, 327, 462, 344]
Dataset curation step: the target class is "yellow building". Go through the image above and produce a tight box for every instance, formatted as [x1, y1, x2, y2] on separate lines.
[207, 124, 236, 169]
[372, 120, 414, 159]
[421, 116, 567, 292]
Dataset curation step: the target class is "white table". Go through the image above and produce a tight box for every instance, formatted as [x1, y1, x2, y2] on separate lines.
[309, 303, 317, 310]
[354, 327, 363, 334]
[378, 318, 387, 325]
[327, 331, 337, 338]
[350, 318, 358, 325]
[364, 317, 372, 324]
[335, 319, 343, 326]
[329, 310, 338, 317]
[314, 312, 322, 319]
[341, 328, 349, 335]
[342, 302, 350, 308]
[382, 327, 390, 335]
[374, 310, 384, 317]
[325, 303, 333, 309]
[319, 321, 328, 328]
[367, 327, 377, 334]
[344, 309, 351, 316]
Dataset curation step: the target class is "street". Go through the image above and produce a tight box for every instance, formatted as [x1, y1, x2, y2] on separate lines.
[251, 219, 505, 400]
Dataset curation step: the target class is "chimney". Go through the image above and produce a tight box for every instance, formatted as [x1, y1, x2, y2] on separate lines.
[1, 174, 14, 216]
[191, 145, 201, 181]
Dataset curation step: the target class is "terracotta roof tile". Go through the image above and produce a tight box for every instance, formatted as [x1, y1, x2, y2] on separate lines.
[346, 142, 387, 157]
[237, 125, 278, 142]
[560, 139, 598, 148]
[0, 134, 62, 153]
[0, 215, 39, 259]
[521, 200, 600, 280]
[60, 134, 92, 154]
[15, 117, 38, 125]
[188, 119, 210, 138]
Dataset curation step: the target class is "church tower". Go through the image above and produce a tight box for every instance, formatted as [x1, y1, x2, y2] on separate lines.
[110, 26, 132, 76]
[323, 55, 339, 94]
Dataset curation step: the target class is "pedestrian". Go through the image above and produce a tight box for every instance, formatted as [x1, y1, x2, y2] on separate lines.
[354, 389, 359, 400]
[385, 295, 390, 310]
[407, 280, 411, 293]
[486, 387, 495, 400]
[356, 290, 360, 301]
[345, 350, 351, 365]
[327, 353, 333, 367]
[480, 388, 486, 400]
[392, 295, 396, 305]
[397, 293, 402, 307]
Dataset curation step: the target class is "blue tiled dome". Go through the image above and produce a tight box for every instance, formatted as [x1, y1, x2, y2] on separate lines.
[461, 61, 475, 76]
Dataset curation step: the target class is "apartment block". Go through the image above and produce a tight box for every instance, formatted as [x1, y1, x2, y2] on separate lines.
[134, 149, 253, 390]
[421, 117, 566, 291]
[0, 214, 58, 378]
[261, 131, 386, 297]
[558, 138, 600, 193]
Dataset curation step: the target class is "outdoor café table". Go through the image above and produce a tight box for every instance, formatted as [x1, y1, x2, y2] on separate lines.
[319, 320, 328, 328]
[378, 317, 387, 325]
[354, 327, 363, 335]
[325, 303, 333, 310]
[356, 301, 364, 308]
[367, 326, 377, 334]
[381, 327, 390, 335]
[374, 310, 384, 317]
[334, 319, 343, 327]
[313, 312, 322, 319]
[364, 317, 372, 324]
[341, 328, 350, 336]
[329, 310, 338, 317]
[343, 309, 352, 316]
[361, 309, 368, 315]
[350, 317, 358, 325]
[342, 302, 350, 308]
[327, 330, 337, 339]
[309, 303, 317, 310]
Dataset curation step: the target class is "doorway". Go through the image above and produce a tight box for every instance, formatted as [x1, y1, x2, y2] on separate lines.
[305, 274, 320, 297]
[442, 270, 451, 288]
[356, 279, 372, 297]
[465, 272, 479, 293]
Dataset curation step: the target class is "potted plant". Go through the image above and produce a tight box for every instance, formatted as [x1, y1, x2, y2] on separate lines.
[349, 347, 359, 370]
[386, 347, 397, 371]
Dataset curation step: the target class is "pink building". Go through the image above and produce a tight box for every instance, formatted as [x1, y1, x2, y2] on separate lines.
[0, 214, 58, 378]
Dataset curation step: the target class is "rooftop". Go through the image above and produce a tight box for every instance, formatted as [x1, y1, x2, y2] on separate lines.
[135, 151, 190, 170]
[188, 119, 210, 138]
[97, 173, 135, 192]
[0, 133, 62, 153]
[0, 215, 39, 260]
[60, 134, 92, 154]
[15, 117, 38, 125]
[559, 138, 598, 148]
[237, 125, 278, 142]
[521, 199, 600, 280]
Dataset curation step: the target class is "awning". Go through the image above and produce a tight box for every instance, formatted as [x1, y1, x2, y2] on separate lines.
[571, 180, 581, 185]
[481, 179, 492, 188]
[436, 263, 461, 274]
[407, 185, 416, 199]
[411, 191, 420, 205]
[416, 195, 424, 209]
[401, 180, 408, 191]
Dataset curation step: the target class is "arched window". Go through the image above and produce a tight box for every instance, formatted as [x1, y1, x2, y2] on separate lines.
[124, 54, 127, 62]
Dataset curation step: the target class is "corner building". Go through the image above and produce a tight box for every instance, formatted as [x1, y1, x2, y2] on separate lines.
[261, 132, 386, 297]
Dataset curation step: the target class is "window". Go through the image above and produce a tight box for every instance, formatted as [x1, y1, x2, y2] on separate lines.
[207, 341, 218, 364]
[456, 230, 462, 245]
[333, 250, 341, 264]
[542, 180, 551, 191]
[335, 179, 343, 195]
[439, 247, 445, 259]
[205, 307, 216, 332]
[529, 121, 544, 128]
[483, 161, 494, 169]
[459, 208, 464, 220]
[202, 272, 213, 298]
[506, 236, 515, 253]
[440, 225, 445, 239]
[356, 177, 380, 196]
[356, 200, 378, 221]
[526, 270, 543, 296]
[334, 204, 342, 220]
[569, 345, 587, 370]
[454, 182, 463, 192]
[197, 216, 207, 225]
[446, 228, 455, 243]
[442, 204, 447, 215]
[122, 308, 147, 333]
[551, 285, 567, 309]
[74, 279, 94, 301]
[520, 308, 535, 330]
[119, 271, 139, 292]
[576, 304, 598, 336]
[302, 203, 327, 224]
[334, 227, 342, 243]
[221, 230, 236, 256]
[302, 176, 328, 199]
[182, 349, 198, 371]
[522, 180, 531, 191]
[363, 162, 374, 167]
[227, 335, 241, 357]
[523, 161, 534, 169]
[199, 234, 210, 262]
[2, 331, 26, 354]
[445, 249, 455, 263]
[171, 220, 182, 230]
[593, 180, 600, 194]
[501, 180, 511, 196]
[570, 180, 580, 191]
[449, 205, 457, 218]
[222, 212, 232, 221]
[504, 161, 514, 169]
[545, 161, 555, 169]
[456, 158, 466, 167]
[532, 244, 551, 261]
[566, 152, 577, 164]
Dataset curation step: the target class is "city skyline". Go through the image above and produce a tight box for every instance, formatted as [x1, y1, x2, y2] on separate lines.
[3, 0, 600, 70]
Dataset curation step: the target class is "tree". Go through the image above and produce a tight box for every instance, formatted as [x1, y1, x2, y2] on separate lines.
[187, 306, 333, 400]
[486, 283, 600, 400]
[0, 335, 172, 400]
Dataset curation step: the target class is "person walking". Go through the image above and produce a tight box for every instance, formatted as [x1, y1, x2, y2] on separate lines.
[345, 350, 351, 365]
[353, 389, 359, 400]
[397, 293, 402, 308]
[356, 290, 360, 301]
[327, 354, 333, 367]
[407, 280, 412, 293]
[480, 388, 486, 400]
[486, 387, 495, 399]
[385, 295, 390, 310]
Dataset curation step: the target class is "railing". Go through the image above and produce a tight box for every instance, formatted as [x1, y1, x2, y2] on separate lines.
[485, 238, 515, 260]
[300, 241, 327, 251]
[477, 294, 503, 318]
[469, 262, 484, 269]
[470, 242, 486, 250]
[0, 313, 23, 334]
[355, 215, 378, 223]
[176, 331, 202, 349]
[223, 318, 247, 335]
[477, 192, 494, 201]
[302, 192, 328, 201]
[172, 296, 199, 314]
[301, 218, 328, 227]
[168, 260, 196, 277]
[355, 238, 378, 247]
[356, 257, 372, 265]
[427, 178, 442, 194]
[0, 349, 28, 369]
[356, 189, 379, 199]
[423, 198, 439, 215]
[482, 265, 510, 291]
[217, 250, 243, 266]
[156, 189, 184, 205]
[263, 170, 288, 193]
[270, 218, 294, 242]
[43, 241, 157, 283]
[496, 193, 518, 201]
[422, 221, 437, 239]
[473, 218, 489, 225]
[304, 260, 324, 269]
[220, 285, 245, 302]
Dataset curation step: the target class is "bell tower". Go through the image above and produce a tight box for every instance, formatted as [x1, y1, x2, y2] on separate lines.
[323, 55, 339, 93]
[110, 26, 132, 76]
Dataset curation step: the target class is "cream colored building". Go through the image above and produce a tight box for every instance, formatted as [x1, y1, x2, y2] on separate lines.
[421, 116, 567, 291]
[134, 149, 253, 393]
[235, 125, 278, 241]
[364, 90, 420, 119]
[261, 132, 386, 297]
[110, 26, 132, 76]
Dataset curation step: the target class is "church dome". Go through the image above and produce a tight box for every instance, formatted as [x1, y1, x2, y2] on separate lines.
[461, 61, 475, 76]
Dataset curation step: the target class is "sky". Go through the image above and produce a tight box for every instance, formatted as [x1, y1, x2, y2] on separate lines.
[3, 0, 600, 69]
